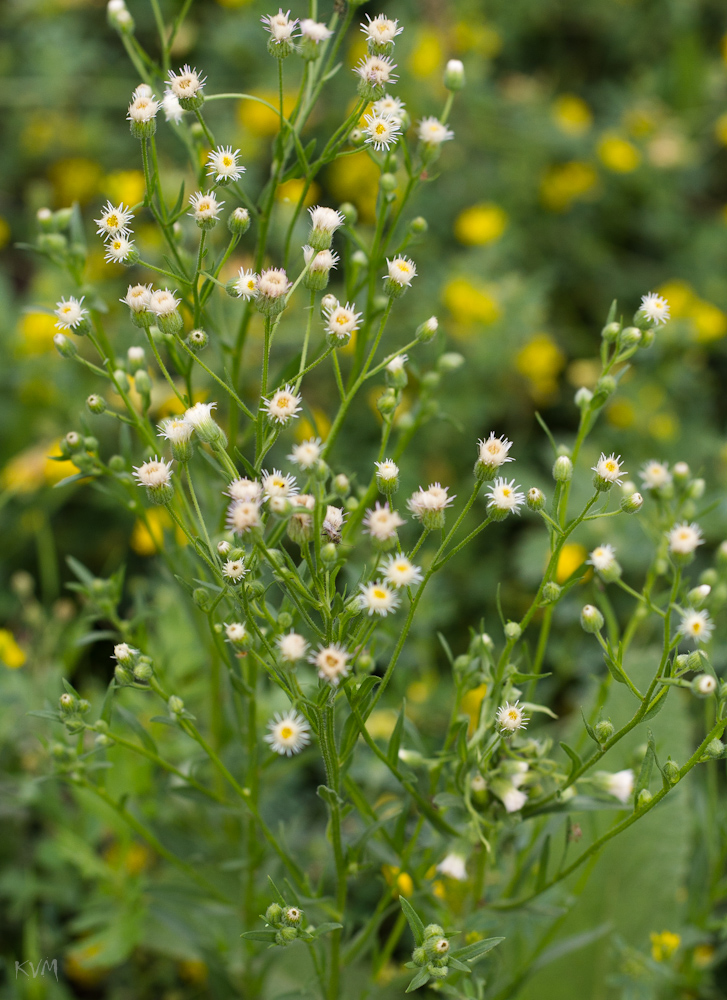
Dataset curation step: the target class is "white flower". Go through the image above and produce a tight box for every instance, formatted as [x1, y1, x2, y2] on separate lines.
[358, 581, 400, 616]
[322, 505, 345, 542]
[363, 112, 401, 151]
[95, 201, 134, 238]
[128, 346, 145, 366]
[263, 385, 302, 425]
[133, 456, 173, 488]
[496, 701, 528, 733]
[261, 8, 298, 42]
[363, 501, 405, 541]
[407, 483, 455, 518]
[121, 283, 152, 313]
[667, 522, 703, 555]
[233, 268, 259, 300]
[639, 292, 670, 326]
[640, 460, 672, 490]
[324, 301, 362, 339]
[262, 469, 298, 499]
[127, 94, 158, 123]
[386, 354, 407, 374]
[486, 477, 525, 516]
[477, 433, 514, 469]
[303, 246, 339, 271]
[382, 554, 422, 588]
[312, 643, 350, 685]
[258, 267, 291, 299]
[108, 0, 126, 12]
[161, 89, 184, 123]
[361, 14, 403, 44]
[264, 710, 310, 756]
[288, 437, 322, 469]
[592, 453, 626, 485]
[603, 769, 634, 804]
[436, 853, 467, 881]
[309, 205, 345, 235]
[372, 94, 406, 121]
[226, 477, 262, 503]
[417, 116, 454, 145]
[184, 401, 218, 435]
[188, 190, 224, 223]
[113, 642, 138, 664]
[158, 417, 193, 446]
[679, 609, 714, 645]
[222, 558, 246, 582]
[207, 146, 245, 183]
[225, 622, 248, 644]
[278, 631, 308, 663]
[227, 500, 262, 534]
[588, 544, 617, 572]
[104, 235, 136, 263]
[299, 18, 332, 42]
[385, 256, 416, 287]
[696, 674, 717, 696]
[149, 288, 180, 316]
[354, 54, 398, 88]
[375, 459, 399, 483]
[168, 64, 205, 101]
[54, 295, 88, 330]
[501, 786, 528, 813]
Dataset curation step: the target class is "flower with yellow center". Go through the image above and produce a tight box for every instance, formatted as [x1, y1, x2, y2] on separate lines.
[650, 931, 681, 962]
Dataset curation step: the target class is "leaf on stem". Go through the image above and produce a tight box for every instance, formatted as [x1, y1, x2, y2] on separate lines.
[399, 896, 425, 947]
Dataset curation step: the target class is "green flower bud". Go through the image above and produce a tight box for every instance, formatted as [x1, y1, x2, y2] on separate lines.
[444, 58, 465, 91]
[704, 738, 726, 759]
[504, 621, 522, 641]
[639, 328, 656, 349]
[410, 215, 428, 234]
[275, 926, 298, 945]
[636, 788, 652, 809]
[527, 487, 546, 511]
[186, 328, 208, 352]
[333, 474, 350, 496]
[377, 388, 398, 416]
[265, 902, 283, 924]
[594, 720, 614, 743]
[59, 693, 77, 717]
[553, 455, 573, 482]
[423, 924, 445, 940]
[54, 333, 77, 358]
[691, 673, 718, 698]
[416, 316, 439, 343]
[620, 492, 643, 514]
[580, 604, 604, 634]
[601, 321, 621, 341]
[619, 326, 641, 348]
[541, 581, 562, 604]
[437, 352, 464, 373]
[412, 946, 427, 966]
[168, 695, 184, 715]
[282, 906, 302, 926]
[133, 659, 153, 682]
[228, 207, 251, 235]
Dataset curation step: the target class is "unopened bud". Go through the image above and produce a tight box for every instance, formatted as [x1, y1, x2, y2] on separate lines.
[636, 788, 652, 809]
[594, 720, 614, 743]
[333, 473, 350, 496]
[620, 492, 643, 514]
[504, 621, 521, 641]
[168, 695, 184, 715]
[416, 316, 439, 342]
[437, 352, 464, 373]
[574, 387, 593, 408]
[580, 604, 604, 633]
[228, 207, 250, 235]
[527, 487, 546, 511]
[541, 581, 561, 604]
[444, 58, 465, 91]
[187, 328, 208, 351]
[265, 903, 282, 924]
[619, 326, 641, 348]
[553, 455, 573, 482]
[704, 738, 725, 759]
[692, 673, 718, 698]
[410, 215, 428, 234]
[54, 333, 77, 358]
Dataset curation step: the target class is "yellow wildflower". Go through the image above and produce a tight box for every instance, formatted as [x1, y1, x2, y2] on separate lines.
[442, 277, 501, 327]
[1, 441, 77, 493]
[103, 169, 145, 208]
[407, 29, 443, 78]
[17, 312, 58, 355]
[296, 408, 331, 442]
[453, 22, 502, 57]
[0, 630, 26, 669]
[382, 865, 414, 898]
[690, 300, 727, 343]
[0, 216, 10, 250]
[693, 944, 714, 968]
[130, 508, 187, 556]
[597, 133, 641, 173]
[540, 161, 598, 212]
[179, 958, 209, 983]
[606, 398, 636, 429]
[64, 942, 109, 985]
[327, 151, 379, 224]
[48, 157, 103, 205]
[454, 203, 508, 246]
[460, 684, 487, 735]
[555, 544, 587, 583]
[366, 709, 398, 741]
[648, 413, 678, 441]
[715, 113, 727, 146]
[650, 930, 680, 962]
[516, 333, 565, 400]
[552, 94, 592, 136]
[656, 280, 694, 319]
[237, 91, 297, 136]
[276, 178, 319, 207]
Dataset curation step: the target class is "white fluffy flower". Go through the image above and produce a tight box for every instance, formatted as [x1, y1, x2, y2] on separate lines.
[375, 459, 399, 483]
[309, 205, 345, 234]
[588, 544, 617, 572]
[303, 246, 339, 271]
[263, 385, 302, 424]
[168, 64, 205, 101]
[226, 477, 262, 503]
[133, 457, 173, 488]
[501, 786, 528, 813]
[258, 267, 291, 299]
[207, 146, 245, 183]
[372, 94, 406, 121]
[264, 711, 310, 756]
[386, 354, 407, 375]
[603, 769, 634, 804]
[288, 437, 322, 469]
[161, 89, 184, 123]
[54, 295, 88, 330]
[121, 284, 152, 313]
[679, 609, 714, 645]
[354, 54, 398, 88]
[262, 469, 298, 499]
[496, 701, 528, 733]
[278, 631, 308, 663]
[261, 8, 298, 42]
[592, 453, 626, 485]
[418, 116, 454, 145]
[312, 643, 350, 685]
[299, 18, 332, 42]
[104, 235, 136, 263]
[95, 200, 134, 238]
[695, 674, 717, 696]
[233, 268, 259, 300]
[363, 112, 401, 151]
[149, 288, 180, 316]
[222, 558, 246, 582]
[407, 483, 455, 519]
[382, 554, 422, 588]
[640, 460, 672, 490]
[639, 292, 670, 326]
[226, 500, 261, 534]
[188, 190, 224, 222]
[127, 94, 158, 123]
[363, 501, 405, 541]
[357, 581, 400, 617]
[158, 417, 193, 446]
[437, 854, 467, 881]
[225, 622, 248, 645]
[324, 301, 362, 340]
[668, 522, 703, 555]
[477, 433, 514, 469]
[360, 14, 403, 44]
[486, 478, 525, 516]
[385, 256, 416, 287]
[184, 401, 218, 434]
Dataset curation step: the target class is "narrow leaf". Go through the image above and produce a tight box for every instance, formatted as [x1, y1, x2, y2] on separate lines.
[399, 896, 424, 947]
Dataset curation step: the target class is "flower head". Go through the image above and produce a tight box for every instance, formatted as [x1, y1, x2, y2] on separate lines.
[417, 116, 454, 146]
[640, 460, 672, 491]
[496, 700, 528, 733]
[385, 256, 416, 287]
[363, 501, 405, 543]
[309, 205, 345, 235]
[486, 477, 525, 518]
[104, 235, 137, 263]
[679, 609, 714, 645]
[639, 292, 670, 326]
[588, 544, 617, 572]
[501, 785, 528, 813]
[127, 93, 158, 123]
[168, 64, 206, 101]
[324, 301, 362, 343]
[288, 437, 322, 470]
[226, 500, 262, 535]
[264, 710, 310, 756]
[312, 643, 350, 685]
[261, 8, 298, 42]
[226, 477, 262, 503]
[133, 457, 173, 488]
[354, 54, 398, 95]
[436, 854, 467, 881]
[360, 14, 403, 45]
[323, 505, 345, 543]
[300, 18, 332, 42]
[278, 631, 308, 663]
[54, 295, 88, 330]
[162, 89, 184, 123]
[257, 267, 291, 314]
[476, 432, 514, 479]
[222, 558, 246, 582]
[149, 288, 180, 317]
[225, 622, 248, 646]
[95, 200, 134, 238]
[382, 554, 422, 589]
[188, 190, 224, 226]
[407, 483, 455, 529]
[592, 453, 626, 489]
[372, 94, 406, 121]
[363, 112, 401, 151]
[667, 522, 703, 556]
[603, 769, 634, 804]
[357, 581, 400, 616]
[206, 146, 244, 183]
[303, 246, 339, 272]
[263, 385, 302, 425]
[232, 268, 259, 300]
[121, 283, 152, 313]
[262, 469, 298, 499]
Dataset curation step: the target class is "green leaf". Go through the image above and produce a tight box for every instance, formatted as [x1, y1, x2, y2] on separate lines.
[53, 472, 94, 489]
[307, 922, 342, 939]
[534, 411, 557, 454]
[99, 680, 116, 724]
[66, 556, 96, 587]
[317, 785, 343, 808]
[405, 967, 431, 992]
[635, 729, 656, 797]
[267, 875, 286, 906]
[149, 715, 179, 727]
[437, 632, 454, 666]
[387, 701, 406, 766]
[27, 710, 62, 722]
[240, 930, 277, 942]
[399, 896, 425, 947]
[643, 687, 669, 721]
[115, 706, 158, 755]
[559, 741, 582, 781]
[452, 936, 505, 963]
[62, 677, 81, 699]
[171, 179, 186, 217]
[581, 708, 600, 746]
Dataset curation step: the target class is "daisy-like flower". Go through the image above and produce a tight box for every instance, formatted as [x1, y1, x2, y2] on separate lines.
[309, 205, 345, 236]
[360, 13, 403, 46]
[588, 544, 617, 572]
[375, 459, 399, 495]
[353, 54, 398, 96]
[408, 483, 455, 530]
[358, 581, 400, 616]
[311, 643, 350, 685]
[384, 256, 416, 288]
[222, 558, 246, 582]
[95, 201, 134, 238]
[161, 89, 184, 123]
[188, 191, 224, 228]
[602, 769, 634, 804]
[257, 267, 291, 315]
[278, 631, 308, 663]
[679, 609, 714, 645]
[262, 469, 298, 499]
[232, 268, 259, 300]
[475, 432, 514, 480]
[363, 112, 401, 151]
[168, 64, 206, 106]
[288, 494, 315, 545]
[486, 477, 525, 519]
[299, 18, 332, 42]
[592, 453, 626, 490]
[638, 292, 670, 327]
[226, 477, 262, 503]
[324, 301, 362, 344]
[372, 94, 406, 121]
[288, 437, 322, 470]
[158, 416, 194, 461]
[113, 642, 138, 665]
[132, 83, 153, 100]
[104, 235, 137, 264]
[121, 283, 152, 314]
[496, 700, 528, 733]
[127, 93, 158, 123]
[363, 501, 405, 544]
[436, 853, 467, 881]
[226, 500, 262, 535]
[54, 295, 88, 331]
[263, 385, 302, 425]
[417, 116, 454, 146]
[382, 554, 422, 589]
[640, 460, 672, 491]
[386, 354, 407, 375]
[322, 505, 345, 543]
[133, 456, 173, 488]
[264, 710, 310, 756]
[500, 785, 528, 813]
[183, 401, 222, 444]
[225, 622, 248, 647]
[667, 522, 703, 556]
[303, 246, 339, 273]
[261, 8, 298, 43]
[149, 288, 180, 317]
[206, 146, 245, 184]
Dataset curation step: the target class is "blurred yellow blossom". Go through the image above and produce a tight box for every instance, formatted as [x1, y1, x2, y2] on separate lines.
[366, 709, 398, 740]
[540, 161, 598, 211]
[606, 398, 636, 429]
[48, 157, 103, 205]
[567, 358, 601, 388]
[104, 840, 153, 874]
[1, 441, 77, 493]
[103, 170, 145, 207]
[0, 630, 26, 669]
[690, 300, 727, 342]
[276, 178, 319, 206]
[408, 29, 443, 78]
[442, 278, 501, 327]
[650, 930, 680, 962]
[237, 91, 297, 136]
[515, 333, 565, 400]
[347, 35, 368, 68]
[453, 22, 502, 57]
[715, 113, 727, 146]
[555, 544, 587, 583]
[65, 943, 109, 986]
[382, 865, 414, 898]
[656, 280, 694, 318]
[0, 216, 10, 249]
[597, 134, 641, 173]
[17, 312, 57, 355]
[648, 413, 678, 441]
[297, 408, 331, 442]
[624, 107, 658, 138]
[552, 94, 592, 135]
[693, 944, 714, 968]
[130, 508, 188, 556]
[328, 151, 379, 223]
[454, 203, 508, 245]
[460, 684, 487, 735]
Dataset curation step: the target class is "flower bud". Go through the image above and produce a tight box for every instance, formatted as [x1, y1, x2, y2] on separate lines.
[332, 473, 350, 496]
[424, 936, 450, 959]
[601, 321, 621, 341]
[692, 673, 718, 698]
[282, 906, 302, 926]
[423, 924, 445, 940]
[377, 388, 398, 417]
[687, 584, 710, 608]
[275, 927, 298, 945]
[704, 738, 726, 759]
[187, 328, 208, 352]
[620, 492, 643, 514]
[688, 478, 705, 500]
[541, 581, 562, 604]
[410, 216, 428, 234]
[114, 369, 130, 393]
[416, 316, 439, 342]
[168, 695, 184, 715]
[594, 720, 614, 743]
[228, 207, 251, 235]
[619, 326, 641, 348]
[437, 352, 464, 373]
[134, 368, 152, 402]
[659, 760, 679, 785]
[54, 333, 77, 358]
[265, 903, 283, 924]
[444, 58, 465, 91]
[504, 621, 521, 641]
[412, 946, 427, 966]
[552, 455, 573, 482]
[526, 487, 546, 511]
[580, 604, 604, 633]
[380, 172, 398, 193]
[133, 659, 153, 682]
[574, 387, 593, 409]
[636, 788, 652, 809]
[85, 394, 106, 415]
[59, 692, 77, 717]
